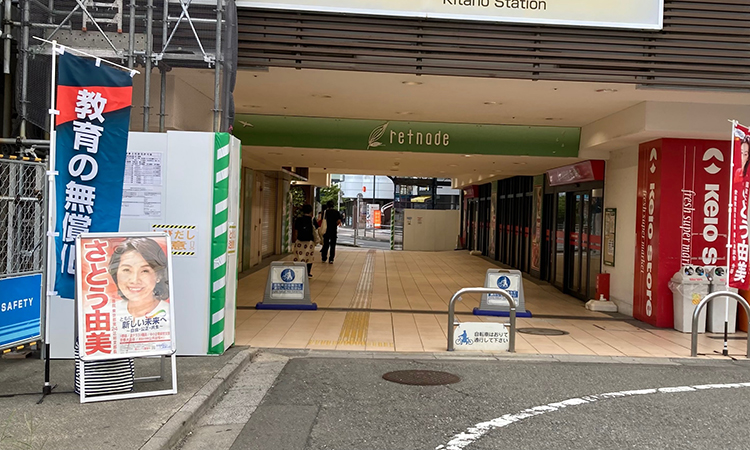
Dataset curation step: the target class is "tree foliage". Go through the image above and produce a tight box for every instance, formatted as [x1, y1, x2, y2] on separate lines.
[290, 187, 306, 219]
[320, 184, 341, 207]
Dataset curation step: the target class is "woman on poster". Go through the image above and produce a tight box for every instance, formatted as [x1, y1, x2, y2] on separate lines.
[734, 135, 750, 183]
[107, 237, 171, 352]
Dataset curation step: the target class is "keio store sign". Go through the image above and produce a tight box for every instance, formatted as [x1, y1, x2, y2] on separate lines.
[240, 0, 664, 30]
[633, 139, 731, 328]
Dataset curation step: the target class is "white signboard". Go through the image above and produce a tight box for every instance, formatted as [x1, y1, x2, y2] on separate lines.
[270, 266, 306, 300]
[487, 272, 520, 307]
[122, 152, 163, 219]
[241, 0, 664, 30]
[453, 322, 509, 351]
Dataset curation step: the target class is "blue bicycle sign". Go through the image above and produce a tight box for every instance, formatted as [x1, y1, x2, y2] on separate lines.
[281, 269, 295, 282]
[455, 330, 473, 346]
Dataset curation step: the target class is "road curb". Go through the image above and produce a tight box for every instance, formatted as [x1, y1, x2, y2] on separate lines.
[255, 348, 744, 366]
[140, 348, 258, 450]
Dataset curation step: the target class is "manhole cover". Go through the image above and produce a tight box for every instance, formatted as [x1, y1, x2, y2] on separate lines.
[517, 327, 569, 336]
[382, 370, 460, 386]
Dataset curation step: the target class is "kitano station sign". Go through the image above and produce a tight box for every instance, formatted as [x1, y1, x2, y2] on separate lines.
[242, 0, 664, 30]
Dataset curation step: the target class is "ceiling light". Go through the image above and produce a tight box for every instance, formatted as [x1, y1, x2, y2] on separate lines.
[596, 88, 618, 93]
[513, 162, 527, 165]
[483, 101, 502, 105]
[396, 111, 413, 115]
[544, 118, 559, 121]
[464, 155, 472, 158]
[312, 94, 332, 98]
[402, 81, 423, 86]
[449, 164, 458, 167]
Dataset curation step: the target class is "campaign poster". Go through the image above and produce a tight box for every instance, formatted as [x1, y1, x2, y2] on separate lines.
[730, 122, 750, 289]
[76, 233, 175, 361]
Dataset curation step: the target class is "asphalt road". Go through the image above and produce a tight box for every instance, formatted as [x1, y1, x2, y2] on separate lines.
[226, 355, 750, 450]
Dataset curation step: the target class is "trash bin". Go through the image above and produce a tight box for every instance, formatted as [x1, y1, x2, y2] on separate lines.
[706, 266, 738, 334]
[668, 265, 708, 333]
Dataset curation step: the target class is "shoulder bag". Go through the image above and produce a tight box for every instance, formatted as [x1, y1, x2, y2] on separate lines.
[319, 210, 328, 236]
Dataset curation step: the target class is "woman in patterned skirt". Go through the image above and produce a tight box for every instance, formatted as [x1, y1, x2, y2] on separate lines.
[293, 204, 318, 277]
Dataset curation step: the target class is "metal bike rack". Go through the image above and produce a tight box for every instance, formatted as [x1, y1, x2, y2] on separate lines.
[691, 291, 750, 357]
[448, 287, 517, 352]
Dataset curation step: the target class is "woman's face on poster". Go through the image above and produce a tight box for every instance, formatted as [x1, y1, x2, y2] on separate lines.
[116, 250, 158, 304]
[743, 141, 750, 166]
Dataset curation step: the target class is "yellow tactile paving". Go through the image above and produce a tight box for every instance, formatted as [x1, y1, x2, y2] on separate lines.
[234, 247, 748, 359]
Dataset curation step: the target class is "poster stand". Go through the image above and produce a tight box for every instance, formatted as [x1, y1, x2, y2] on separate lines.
[78, 353, 177, 404]
[474, 269, 533, 318]
[256, 261, 316, 310]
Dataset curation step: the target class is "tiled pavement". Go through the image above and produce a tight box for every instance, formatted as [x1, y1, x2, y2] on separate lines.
[234, 248, 747, 359]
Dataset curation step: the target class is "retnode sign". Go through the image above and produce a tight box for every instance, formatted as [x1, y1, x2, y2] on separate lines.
[241, 0, 663, 30]
[633, 139, 731, 328]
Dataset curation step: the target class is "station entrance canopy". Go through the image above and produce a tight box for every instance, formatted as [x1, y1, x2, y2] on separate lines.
[233, 114, 581, 183]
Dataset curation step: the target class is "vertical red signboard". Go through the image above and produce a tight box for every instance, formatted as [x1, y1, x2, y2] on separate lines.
[634, 139, 731, 327]
[730, 123, 750, 289]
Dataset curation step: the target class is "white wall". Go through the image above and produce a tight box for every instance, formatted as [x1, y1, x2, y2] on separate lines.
[602, 146, 638, 316]
[403, 209, 460, 251]
[338, 175, 394, 200]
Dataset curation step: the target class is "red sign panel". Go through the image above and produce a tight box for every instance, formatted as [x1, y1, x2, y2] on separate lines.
[633, 139, 731, 327]
[730, 123, 750, 289]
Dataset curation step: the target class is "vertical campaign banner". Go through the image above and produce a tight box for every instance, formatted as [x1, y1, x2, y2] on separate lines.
[54, 51, 133, 299]
[730, 122, 750, 289]
[76, 233, 175, 361]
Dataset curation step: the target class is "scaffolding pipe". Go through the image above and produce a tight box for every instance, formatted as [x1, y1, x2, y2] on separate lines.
[20, 0, 30, 138]
[159, 67, 166, 131]
[12, 21, 71, 29]
[30, 0, 145, 19]
[167, 16, 217, 24]
[143, 0, 153, 131]
[159, 0, 167, 132]
[128, 0, 135, 68]
[0, 137, 51, 146]
[3, 0, 12, 137]
[213, 0, 222, 132]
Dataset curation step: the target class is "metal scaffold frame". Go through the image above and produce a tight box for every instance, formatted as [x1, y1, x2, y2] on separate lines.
[1, 0, 234, 147]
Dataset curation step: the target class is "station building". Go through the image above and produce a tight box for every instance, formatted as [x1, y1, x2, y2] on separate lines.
[208, 0, 750, 330]
[3, 0, 750, 336]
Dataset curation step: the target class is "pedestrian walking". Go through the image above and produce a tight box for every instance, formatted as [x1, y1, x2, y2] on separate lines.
[320, 200, 342, 264]
[293, 204, 319, 277]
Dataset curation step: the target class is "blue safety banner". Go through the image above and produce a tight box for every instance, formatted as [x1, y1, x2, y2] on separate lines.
[0, 274, 43, 350]
[53, 51, 133, 299]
